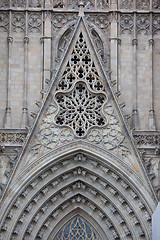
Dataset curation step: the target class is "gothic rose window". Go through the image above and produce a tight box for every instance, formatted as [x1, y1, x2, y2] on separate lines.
[55, 33, 107, 137]
[56, 217, 100, 239]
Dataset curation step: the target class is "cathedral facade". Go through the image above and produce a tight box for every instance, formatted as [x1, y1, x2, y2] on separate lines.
[0, 0, 160, 239]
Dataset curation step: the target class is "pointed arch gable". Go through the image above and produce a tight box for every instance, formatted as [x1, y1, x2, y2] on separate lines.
[0, 16, 157, 240]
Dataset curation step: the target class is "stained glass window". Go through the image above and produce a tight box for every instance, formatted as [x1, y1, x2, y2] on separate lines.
[56, 217, 100, 239]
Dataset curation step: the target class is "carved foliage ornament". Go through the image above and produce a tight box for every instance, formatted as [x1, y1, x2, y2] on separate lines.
[120, 14, 133, 34]
[0, 12, 9, 32]
[120, 0, 133, 9]
[28, 12, 42, 33]
[12, 12, 25, 32]
[136, 0, 150, 10]
[136, 14, 150, 35]
[29, 0, 42, 7]
[153, 0, 160, 9]
[153, 14, 160, 35]
[86, 14, 109, 30]
[0, 0, 9, 8]
[12, 0, 26, 7]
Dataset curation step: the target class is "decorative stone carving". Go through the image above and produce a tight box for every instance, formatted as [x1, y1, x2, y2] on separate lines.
[68, 0, 94, 9]
[55, 82, 106, 137]
[52, 13, 77, 32]
[0, 0, 9, 8]
[0, 12, 9, 32]
[57, 27, 74, 60]
[52, 14, 67, 29]
[120, 0, 133, 9]
[53, 0, 64, 8]
[89, 27, 105, 61]
[12, 0, 26, 7]
[0, 130, 27, 145]
[120, 14, 133, 34]
[153, 15, 160, 35]
[97, 0, 109, 9]
[95, 15, 109, 29]
[12, 12, 25, 32]
[153, 0, 160, 10]
[86, 14, 109, 30]
[136, 0, 150, 10]
[28, 12, 42, 33]
[136, 14, 150, 35]
[29, 0, 42, 7]
[133, 132, 160, 147]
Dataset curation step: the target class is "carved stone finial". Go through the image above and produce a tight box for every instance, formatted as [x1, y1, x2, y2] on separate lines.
[78, 0, 85, 16]
[4, 107, 12, 128]
[148, 109, 156, 131]
[21, 108, 30, 128]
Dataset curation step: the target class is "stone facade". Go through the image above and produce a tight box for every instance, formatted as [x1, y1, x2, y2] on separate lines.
[0, 0, 160, 239]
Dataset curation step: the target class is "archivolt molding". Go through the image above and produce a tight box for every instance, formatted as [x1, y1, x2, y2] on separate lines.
[0, 153, 154, 240]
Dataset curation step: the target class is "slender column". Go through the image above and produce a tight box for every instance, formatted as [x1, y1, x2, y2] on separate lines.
[110, 12, 118, 91]
[41, 10, 52, 93]
[4, 11, 12, 128]
[148, 13, 156, 130]
[132, 13, 139, 130]
[21, 12, 30, 128]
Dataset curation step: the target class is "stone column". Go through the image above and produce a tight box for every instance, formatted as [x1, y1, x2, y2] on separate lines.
[148, 13, 156, 130]
[40, 9, 52, 95]
[152, 202, 160, 240]
[4, 11, 12, 128]
[21, 12, 30, 128]
[110, 11, 118, 91]
[132, 13, 139, 130]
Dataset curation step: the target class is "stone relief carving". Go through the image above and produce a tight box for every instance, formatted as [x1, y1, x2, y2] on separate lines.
[12, 0, 26, 7]
[28, 12, 42, 33]
[53, 0, 64, 8]
[0, 0, 9, 8]
[57, 27, 73, 60]
[86, 14, 109, 30]
[0, 12, 9, 32]
[52, 13, 77, 32]
[68, 0, 94, 9]
[120, 0, 133, 9]
[153, 14, 160, 35]
[0, 132, 27, 145]
[136, 0, 150, 10]
[29, 0, 42, 7]
[97, 0, 109, 9]
[136, 14, 150, 35]
[133, 133, 160, 147]
[153, 0, 160, 9]
[120, 14, 133, 34]
[12, 12, 25, 32]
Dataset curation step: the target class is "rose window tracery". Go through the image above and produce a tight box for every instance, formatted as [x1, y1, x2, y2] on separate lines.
[55, 33, 106, 137]
[56, 217, 100, 240]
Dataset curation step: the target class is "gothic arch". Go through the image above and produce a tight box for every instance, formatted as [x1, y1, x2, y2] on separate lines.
[45, 209, 109, 240]
[0, 146, 155, 239]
